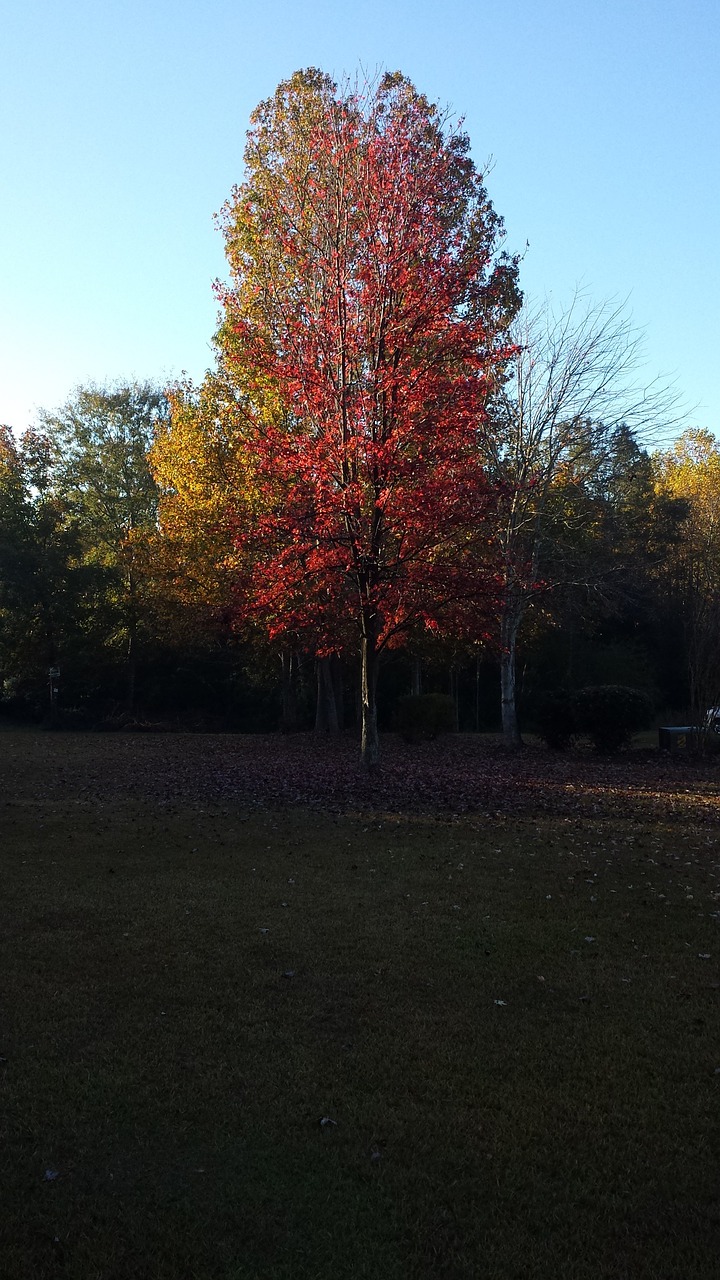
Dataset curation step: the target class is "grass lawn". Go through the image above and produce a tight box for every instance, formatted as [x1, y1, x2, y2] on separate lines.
[1, 731, 719, 1278]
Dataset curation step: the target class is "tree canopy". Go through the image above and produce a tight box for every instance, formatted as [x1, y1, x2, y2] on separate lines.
[214, 69, 520, 764]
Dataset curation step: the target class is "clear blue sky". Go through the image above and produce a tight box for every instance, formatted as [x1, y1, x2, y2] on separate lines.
[1, 0, 717, 442]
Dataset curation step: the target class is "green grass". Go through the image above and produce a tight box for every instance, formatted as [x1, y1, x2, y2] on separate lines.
[1, 733, 719, 1278]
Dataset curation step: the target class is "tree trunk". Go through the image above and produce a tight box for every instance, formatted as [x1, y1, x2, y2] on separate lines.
[688, 592, 720, 748]
[410, 656, 422, 697]
[126, 618, 137, 714]
[449, 665, 460, 732]
[125, 569, 137, 714]
[315, 656, 340, 734]
[41, 606, 59, 724]
[331, 656, 345, 731]
[353, 671, 362, 730]
[280, 649, 299, 732]
[360, 634, 380, 768]
[500, 607, 522, 749]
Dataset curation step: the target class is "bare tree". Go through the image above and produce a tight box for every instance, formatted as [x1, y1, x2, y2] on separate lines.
[486, 292, 684, 748]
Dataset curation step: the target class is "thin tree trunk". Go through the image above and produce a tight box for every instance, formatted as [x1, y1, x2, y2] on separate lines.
[41, 604, 59, 723]
[125, 569, 137, 714]
[331, 656, 345, 731]
[315, 656, 340, 734]
[449, 665, 460, 732]
[410, 656, 422, 697]
[361, 634, 380, 768]
[500, 607, 522, 749]
[354, 670, 362, 730]
[126, 631, 137, 714]
[125, 618, 137, 714]
[280, 649, 299, 732]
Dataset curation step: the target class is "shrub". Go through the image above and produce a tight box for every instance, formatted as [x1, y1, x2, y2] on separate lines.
[40, 706, 93, 731]
[573, 684, 654, 753]
[0, 693, 42, 723]
[534, 691, 577, 750]
[395, 693, 456, 743]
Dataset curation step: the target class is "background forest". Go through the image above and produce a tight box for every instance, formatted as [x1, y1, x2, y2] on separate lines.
[0, 385, 715, 742]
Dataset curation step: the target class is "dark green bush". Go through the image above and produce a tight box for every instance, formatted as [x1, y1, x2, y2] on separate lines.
[395, 693, 456, 743]
[0, 693, 42, 723]
[534, 691, 578, 750]
[40, 706, 93, 731]
[573, 684, 654, 753]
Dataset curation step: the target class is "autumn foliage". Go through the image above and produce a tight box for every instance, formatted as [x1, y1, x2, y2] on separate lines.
[214, 71, 518, 763]
[2, 72, 706, 752]
[149, 371, 260, 639]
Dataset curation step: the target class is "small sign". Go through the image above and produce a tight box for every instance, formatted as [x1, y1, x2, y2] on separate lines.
[49, 667, 60, 679]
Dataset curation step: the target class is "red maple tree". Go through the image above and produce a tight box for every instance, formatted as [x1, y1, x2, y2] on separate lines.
[217, 71, 518, 766]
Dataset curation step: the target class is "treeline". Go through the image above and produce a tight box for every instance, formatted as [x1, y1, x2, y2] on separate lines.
[1, 71, 716, 750]
[0, 381, 716, 738]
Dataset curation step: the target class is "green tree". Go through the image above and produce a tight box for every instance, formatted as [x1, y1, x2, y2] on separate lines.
[0, 427, 83, 711]
[40, 383, 167, 710]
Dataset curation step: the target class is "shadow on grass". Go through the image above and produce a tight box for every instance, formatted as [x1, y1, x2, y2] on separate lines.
[1, 733, 719, 1278]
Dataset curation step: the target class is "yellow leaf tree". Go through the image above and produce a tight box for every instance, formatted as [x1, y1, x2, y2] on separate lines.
[149, 370, 310, 728]
[653, 428, 720, 725]
[150, 370, 256, 629]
